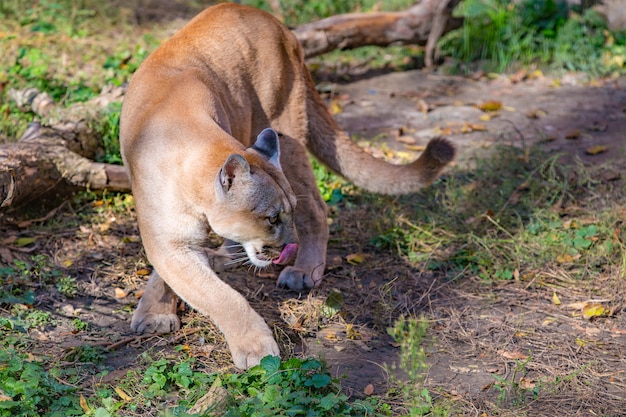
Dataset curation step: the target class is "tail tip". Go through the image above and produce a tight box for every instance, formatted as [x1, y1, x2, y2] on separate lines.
[425, 137, 456, 164]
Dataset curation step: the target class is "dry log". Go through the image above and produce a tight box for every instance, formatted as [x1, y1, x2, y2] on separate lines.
[294, 0, 463, 65]
[0, 88, 130, 211]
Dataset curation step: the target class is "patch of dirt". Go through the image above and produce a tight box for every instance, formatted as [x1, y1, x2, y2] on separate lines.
[2, 69, 626, 416]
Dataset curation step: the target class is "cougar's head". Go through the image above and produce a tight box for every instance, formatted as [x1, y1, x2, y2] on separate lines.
[209, 128, 298, 267]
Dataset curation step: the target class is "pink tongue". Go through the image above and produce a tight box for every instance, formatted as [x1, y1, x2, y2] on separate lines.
[273, 243, 298, 265]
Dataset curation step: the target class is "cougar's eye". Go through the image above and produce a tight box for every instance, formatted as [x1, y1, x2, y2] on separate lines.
[268, 214, 279, 225]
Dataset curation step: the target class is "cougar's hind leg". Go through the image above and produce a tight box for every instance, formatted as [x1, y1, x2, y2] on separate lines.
[131, 270, 181, 334]
[276, 136, 329, 291]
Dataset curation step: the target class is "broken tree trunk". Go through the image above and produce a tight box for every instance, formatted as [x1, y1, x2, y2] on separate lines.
[0, 87, 130, 211]
[294, 0, 463, 66]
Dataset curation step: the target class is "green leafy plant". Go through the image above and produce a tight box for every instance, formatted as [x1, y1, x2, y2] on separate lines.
[56, 276, 77, 298]
[387, 316, 448, 416]
[62, 345, 105, 364]
[95, 354, 388, 416]
[441, 0, 626, 75]
[0, 349, 82, 416]
[492, 355, 539, 406]
[311, 158, 346, 204]
[219, 356, 385, 417]
[24, 310, 54, 328]
[72, 318, 88, 332]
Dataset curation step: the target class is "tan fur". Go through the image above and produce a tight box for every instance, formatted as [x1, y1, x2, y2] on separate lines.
[120, 3, 455, 369]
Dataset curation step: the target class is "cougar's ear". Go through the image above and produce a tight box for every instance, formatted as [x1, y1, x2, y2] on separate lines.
[251, 128, 281, 170]
[218, 154, 250, 194]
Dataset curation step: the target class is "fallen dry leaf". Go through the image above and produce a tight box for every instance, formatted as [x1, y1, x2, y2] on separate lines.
[556, 253, 575, 263]
[346, 253, 365, 265]
[582, 302, 611, 320]
[346, 323, 361, 340]
[565, 130, 581, 140]
[542, 317, 558, 326]
[585, 145, 608, 155]
[136, 268, 151, 276]
[79, 395, 90, 413]
[518, 377, 536, 389]
[500, 350, 528, 361]
[417, 99, 429, 113]
[363, 384, 375, 396]
[114, 288, 128, 299]
[329, 98, 343, 115]
[477, 100, 503, 112]
[114, 386, 132, 402]
[552, 291, 562, 305]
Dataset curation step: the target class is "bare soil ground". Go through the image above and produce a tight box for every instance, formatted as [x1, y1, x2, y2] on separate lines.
[2, 56, 626, 417]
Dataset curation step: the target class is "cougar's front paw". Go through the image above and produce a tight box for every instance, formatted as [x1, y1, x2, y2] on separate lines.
[228, 328, 280, 369]
[277, 266, 319, 291]
[131, 311, 181, 334]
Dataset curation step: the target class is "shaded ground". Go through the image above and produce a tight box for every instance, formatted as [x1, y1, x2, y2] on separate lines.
[2, 67, 626, 415]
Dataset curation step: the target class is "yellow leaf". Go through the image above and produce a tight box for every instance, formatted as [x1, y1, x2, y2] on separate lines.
[395, 151, 413, 161]
[556, 253, 574, 263]
[15, 237, 36, 247]
[79, 395, 90, 413]
[324, 331, 338, 340]
[552, 291, 561, 305]
[346, 253, 365, 265]
[586, 145, 608, 155]
[136, 268, 151, 276]
[329, 98, 343, 115]
[542, 317, 557, 326]
[346, 323, 360, 340]
[477, 100, 502, 112]
[114, 386, 132, 402]
[62, 260, 73, 267]
[582, 302, 610, 320]
[479, 113, 493, 121]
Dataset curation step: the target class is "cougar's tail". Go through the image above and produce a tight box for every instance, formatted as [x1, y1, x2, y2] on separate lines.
[304, 75, 455, 195]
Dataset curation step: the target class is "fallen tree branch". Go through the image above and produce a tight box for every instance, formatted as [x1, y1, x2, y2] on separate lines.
[1, 87, 130, 211]
[294, 0, 462, 65]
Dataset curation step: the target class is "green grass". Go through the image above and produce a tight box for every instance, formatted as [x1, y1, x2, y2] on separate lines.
[369, 145, 626, 284]
[441, 0, 626, 75]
